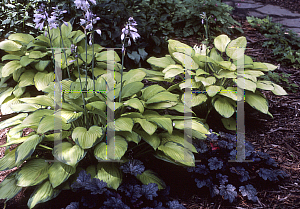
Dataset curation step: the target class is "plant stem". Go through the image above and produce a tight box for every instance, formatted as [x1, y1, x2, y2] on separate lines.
[59, 25, 71, 79]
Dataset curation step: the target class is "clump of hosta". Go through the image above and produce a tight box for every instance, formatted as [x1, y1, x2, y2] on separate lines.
[146, 34, 288, 130]
[0, 67, 210, 208]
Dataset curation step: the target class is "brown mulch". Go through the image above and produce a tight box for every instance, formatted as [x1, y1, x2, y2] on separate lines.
[0, 15, 300, 209]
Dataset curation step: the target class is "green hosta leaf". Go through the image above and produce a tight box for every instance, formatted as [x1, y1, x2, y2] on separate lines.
[136, 170, 166, 190]
[60, 109, 83, 123]
[168, 103, 195, 114]
[137, 68, 164, 77]
[213, 97, 235, 118]
[250, 62, 277, 72]
[72, 126, 104, 149]
[172, 52, 198, 69]
[194, 76, 216, 86]
[12, 84, 26, 98]
[1, 60, 22, 77]
[134, 118, 157, 135]
[154, 151, 188, 167]
[108, 117, 134, 132]
[122, 69, 146, 85]
[225, 36, 247, 60]
[37, 115, 71, 134]
[53, 142, 86, 167]
[145, 92, 178, 104]
[121, 82, 144, 99]
[15, 134, 43, 164]
[147, 55, 176, 69]
[159, 131, 197, 153]
[0, 87, 13, 105]
[117, 131, 141, 144]
[96, 163, 122, 190]
[215, 70, 236, 79]
[27, 180, 61, 209]
[163, 66, 184, 79]
[35, 60, 50, 71]
[181, 93, 207, 107]
[0, 173, 22, 202]
[96, 50, 120, 62]
[233, 55, 254, 68]
[0, 148, 23, 171]
[147, 117, 173, 134]
[18, 70, 35, 87]
[60, 22, 72, 38]
[20, 109, 53, 127]
[29, 51, 48, 59]
[245, 91, 268, 114]
[221, 117, 236, 131]
[236, 78, 256, 92]
[168, 39, 195, 57]
[134, 130, 160, 150]
[48, 162, 76, 188]
[238, 72, 257, 82]
[141, 85, 166, 101]
[173, 119, 210, 134]
[244, 70, 264, 77]
[15, 159, 49, 187]
[0, 40, 22, 51]
[8, 33, 34, 45]
[157, 142, 195, 167]
[206, 85, 222, 97]
[123, 98, 144, 113]
[271, 83, 287, 95]
[2, 54, 21, 61]
[217, 61, 237, 71]
[19, 95, 54, 107]
[0, 112, 27, 130]
[214, 34, 231, 53]
[34, 72, 54, 91]
[196, 68, 210, 76]
[209, 48, 224, 62]
[86, 101, 106, 111]
[256, 80, 274, 90]
[179, 78, 202, 89]
[146, 101, 177, 109]
[94, 136, 127, 161]
[11, 103, 40, 113]
[20, 55, 35, 67]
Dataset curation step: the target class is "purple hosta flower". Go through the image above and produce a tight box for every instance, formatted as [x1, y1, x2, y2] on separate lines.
[33, 4, 48, 30]
[121, 17, 141, 46]
[50, 6, 68, 27]
[74, 0, 90, 11]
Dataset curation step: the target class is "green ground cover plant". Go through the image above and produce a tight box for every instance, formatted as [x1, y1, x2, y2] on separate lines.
[246, 16, 300, 70]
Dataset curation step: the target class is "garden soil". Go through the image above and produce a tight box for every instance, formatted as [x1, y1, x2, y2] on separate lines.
[0, 15, 300, 209]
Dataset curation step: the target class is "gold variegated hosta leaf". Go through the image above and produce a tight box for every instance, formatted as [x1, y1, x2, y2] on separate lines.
[27, 180, 61, 209]
[147, 55, 176, 69]
[0, 40, 22, 51]
[108, 117, 134, 132]
[96, 163, 122, 190]
[0, 172, 22, 202]
[72, 125, 104, 149]
[145, 91, 178, 104]
[15, 134, 43, 164]
[15, 159, 49, 187]
[221, 117, 237, 131]
[181, 93, 207, 107]
[245, 91, 268, 114]
[123, 98, 144, 113]
[53, 142, 86, 167]
[214, 34, 231, 53]
[173, 119, 210, 135]
[134, 130, 161, 150]
[116, 131, 141, 144]
[271, 83, 287, 95]
[157, 142, 195, 167]
[212, 96, 235, 118]
[48, 162, 76, 188]
[94, 135, 127, 161]
[172, 52, 199, 69]
[36, 115, 71, 134]
[141, 84, 166, 101]
[136, 170, 166, 190]
[256, 80, 274, 91]
[122, 68, 147, 85]
[0, 148, 23, 171]
[133, 118, 157, 135]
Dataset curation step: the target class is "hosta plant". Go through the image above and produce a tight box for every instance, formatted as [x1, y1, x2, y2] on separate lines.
[0, 66, 211, 208]
[146, 34, 288, 130]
